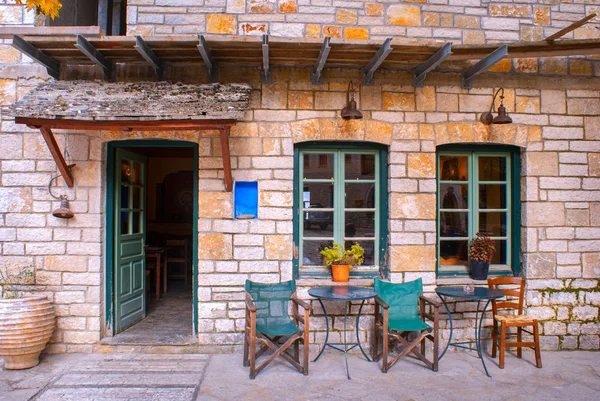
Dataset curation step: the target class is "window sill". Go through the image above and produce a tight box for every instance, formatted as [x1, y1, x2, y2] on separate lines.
[297, 277, 374, 288]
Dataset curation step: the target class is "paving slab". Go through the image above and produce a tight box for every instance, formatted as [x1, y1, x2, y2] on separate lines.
[1, 350, 599, 401]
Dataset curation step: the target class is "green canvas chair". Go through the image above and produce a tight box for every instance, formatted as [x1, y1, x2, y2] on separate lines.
[243, 279, 311, 379]
[373, 278, 440, 372]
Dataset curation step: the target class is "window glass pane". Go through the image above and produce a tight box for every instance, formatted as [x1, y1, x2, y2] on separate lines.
[132, 212, 141, 234]
[121, 160, 131, 183]
[440, 156, 468, 181]
[345, 212, 375, 238]
[303, 211, 333, 236]
[132, 162, 142, 185]
[302, 240, 332, 266]
[303, 183, 333, 208]
[479, 157, 506, 181]
[479, 212, 507, 237]
[121, 186, 130, 209]
[120, 212, 129, 235]
[479, 184, 506, 209]
[345, 183, 375, 208]
[304, 154, 333, 179]
[491, 240, 508, 265]
[345, 154, 375, 180]
[133, 187, 141, 209]
[439, 240, 469, 266]
[440, 212, 469, 237]
[345, 240, 375, 265]
[440, 184, 468, 209]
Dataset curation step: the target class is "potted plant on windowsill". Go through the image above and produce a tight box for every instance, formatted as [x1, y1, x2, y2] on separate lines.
[320, 243, 365, 282]
[469, 232, 496, 280]
[0, 266, 55, 370]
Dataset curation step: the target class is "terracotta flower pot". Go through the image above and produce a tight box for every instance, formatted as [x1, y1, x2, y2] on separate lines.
[0, 296, 55, 370]
[331, 265, 350, 282]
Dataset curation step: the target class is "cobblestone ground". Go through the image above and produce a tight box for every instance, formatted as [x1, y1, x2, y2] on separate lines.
[1, 351, 599, 401]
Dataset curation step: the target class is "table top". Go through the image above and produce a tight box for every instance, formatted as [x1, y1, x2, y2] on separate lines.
[308, 286, 377, 301]
[435, 286, 505, 300]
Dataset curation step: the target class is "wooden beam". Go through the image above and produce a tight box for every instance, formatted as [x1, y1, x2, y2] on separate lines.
[39, 127, 74, 188]
[412, 43, 452, 88]
[75, 35, 112, 80]
[362, 37, 393, 85]
[197, 35, 219, 83]
[134, 35, 164, 79]
[311, 36, 331, 85]
[546, 13, 597, 42]
[16, 117, 236, 131]
[12, 35, 60, 79]
[462, 44, 509, 89]
[261, 34, 272, 84]
[219, 127, 233, 192]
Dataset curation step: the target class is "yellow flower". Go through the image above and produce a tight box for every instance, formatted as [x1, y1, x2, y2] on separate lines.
[16, 0, 62, 20]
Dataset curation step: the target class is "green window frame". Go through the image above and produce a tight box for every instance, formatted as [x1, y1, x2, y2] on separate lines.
[436, 145, 521, 277]
[293, 142, 388, 278]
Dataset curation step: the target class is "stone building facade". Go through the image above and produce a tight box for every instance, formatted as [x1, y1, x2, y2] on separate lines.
[0, 0, 599, 355]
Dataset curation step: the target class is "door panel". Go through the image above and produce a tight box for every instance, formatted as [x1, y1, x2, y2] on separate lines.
[115, 149, 147, 333]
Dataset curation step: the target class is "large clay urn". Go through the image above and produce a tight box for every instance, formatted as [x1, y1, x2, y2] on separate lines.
[0, 296, 55, 370]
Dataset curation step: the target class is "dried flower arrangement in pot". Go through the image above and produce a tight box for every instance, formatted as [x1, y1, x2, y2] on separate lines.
[0, 265, 55, 370]
[468, 232, 496, 280]
[320, 243, 365, 282]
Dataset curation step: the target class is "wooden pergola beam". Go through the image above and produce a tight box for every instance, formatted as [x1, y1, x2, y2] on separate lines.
[311, 36, 331, 85]
[39, 127, 74, 187]
[134, 35, 164, 79]
[546, 13, 596, 42]
[12, 35, 60, 79]
[17, 117, 238, 192]
[75, 35, 112, 80]
[261, 34, 272, 84]
[197, 35, 219, 83]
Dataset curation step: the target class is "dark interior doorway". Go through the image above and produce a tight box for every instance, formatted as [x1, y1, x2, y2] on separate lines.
[107, 144, 197, 345]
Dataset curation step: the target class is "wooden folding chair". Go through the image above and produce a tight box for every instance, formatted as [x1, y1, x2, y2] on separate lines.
[488, 277, 542, 369]
[243, 280, 311, 379]
[372, 278, 440, 373]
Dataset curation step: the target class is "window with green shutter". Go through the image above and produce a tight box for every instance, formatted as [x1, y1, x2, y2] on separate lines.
[293, 142, 388, 278]
[437, 145, 521, 277]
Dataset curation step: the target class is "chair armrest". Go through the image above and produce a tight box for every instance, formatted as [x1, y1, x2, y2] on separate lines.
[375, 295, 389, 309]
[419, 294, 442, 308]
[245, 292, 257, 312]
[291, 295, 312, 311]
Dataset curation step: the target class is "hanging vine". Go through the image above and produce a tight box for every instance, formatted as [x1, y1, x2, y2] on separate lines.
[16, 0, 62, 19]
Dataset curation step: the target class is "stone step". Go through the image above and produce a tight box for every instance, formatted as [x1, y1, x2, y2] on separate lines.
[93, 343, 236, 354]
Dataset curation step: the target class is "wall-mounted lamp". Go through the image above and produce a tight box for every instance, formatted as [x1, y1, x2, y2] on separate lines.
[341, 81, 363, 120]
[480, 88, 512, 125]
[48, 165, 76, 219]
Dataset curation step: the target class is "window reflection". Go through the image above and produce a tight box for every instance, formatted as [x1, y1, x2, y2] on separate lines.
[479, 157, 506, 181]
[440, 156, 468, 181]
[304, 153, 333, 179]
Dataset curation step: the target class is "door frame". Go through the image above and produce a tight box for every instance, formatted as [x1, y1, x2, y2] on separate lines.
[105, 140, 199, 336]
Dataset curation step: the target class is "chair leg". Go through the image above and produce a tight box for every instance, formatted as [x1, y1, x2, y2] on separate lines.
[382, 328, 389, 373]
[249, 325, 257, 379]
[533, 323, 542, 368]
[517, 327, 523, 359]
[372, 323, 379, 362]
[243, 326, 250, 367]
[499, 322, 506, 369]
[491, 322, 497, 359]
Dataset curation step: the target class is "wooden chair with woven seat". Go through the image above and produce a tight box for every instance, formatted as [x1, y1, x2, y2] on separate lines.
[165, 239, 190, 285]
[487, 277, 542, 369]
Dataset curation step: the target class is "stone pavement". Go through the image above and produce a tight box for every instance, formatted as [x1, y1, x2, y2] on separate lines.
[1, 350, 599, 401]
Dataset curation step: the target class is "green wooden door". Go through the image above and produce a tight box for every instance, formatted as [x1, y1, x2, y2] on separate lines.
[114, 149, 147, 333]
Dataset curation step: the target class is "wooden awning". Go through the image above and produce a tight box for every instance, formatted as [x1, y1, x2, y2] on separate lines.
[3, 81, 252, 192]
[2, 13, 600, 87]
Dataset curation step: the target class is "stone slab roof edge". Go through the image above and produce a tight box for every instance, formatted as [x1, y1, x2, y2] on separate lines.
[3, 81, 252, 122]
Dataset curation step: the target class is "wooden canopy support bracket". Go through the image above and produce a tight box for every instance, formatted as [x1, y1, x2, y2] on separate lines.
[362, 37, 393, 85]
[219, 127, 233, 192]
[12, 35, 60, 79]
[546, 13, 597, 42]
[75, 35, 112, 80]
[261, 34, 272, 84]
[197, 35, 219, 83]
[134, 35, 164, 80]
[311, 36, 331, 85]
[38, 127, 74, 187]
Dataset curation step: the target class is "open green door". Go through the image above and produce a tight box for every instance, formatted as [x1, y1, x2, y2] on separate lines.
[114, 149, 147, 333]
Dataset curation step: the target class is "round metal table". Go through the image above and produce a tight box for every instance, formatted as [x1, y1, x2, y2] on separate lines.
[435, 286, 505, 377]
[308, 285, 377, 379]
